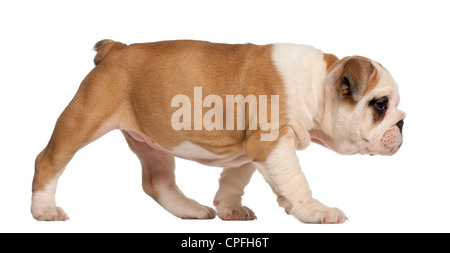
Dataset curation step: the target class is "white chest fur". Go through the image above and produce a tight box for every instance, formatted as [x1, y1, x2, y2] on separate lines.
[271, 44, 328, 146]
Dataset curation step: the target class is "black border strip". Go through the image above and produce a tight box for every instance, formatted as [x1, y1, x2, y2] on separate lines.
[1, 233, 447, 251]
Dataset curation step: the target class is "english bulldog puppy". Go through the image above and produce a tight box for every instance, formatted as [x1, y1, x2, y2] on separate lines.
[31, 40, 405, 223]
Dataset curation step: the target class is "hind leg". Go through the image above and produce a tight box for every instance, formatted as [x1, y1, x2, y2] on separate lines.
[32, 100, 116, 221]
[123, 131, 216, 219]
[31, 69, 124, 221]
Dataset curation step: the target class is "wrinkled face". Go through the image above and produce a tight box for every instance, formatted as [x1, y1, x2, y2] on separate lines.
[325, 56, 405, 156]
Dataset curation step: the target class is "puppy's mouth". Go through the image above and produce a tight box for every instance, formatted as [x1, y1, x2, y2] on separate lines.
[365, 126, 403, 156]
[380, 127, 403, 155]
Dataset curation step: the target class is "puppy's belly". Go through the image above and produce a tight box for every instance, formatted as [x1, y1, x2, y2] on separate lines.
[126, 130, 251, 168]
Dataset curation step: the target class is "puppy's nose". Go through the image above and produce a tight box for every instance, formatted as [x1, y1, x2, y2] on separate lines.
[396, 119, 404, 134]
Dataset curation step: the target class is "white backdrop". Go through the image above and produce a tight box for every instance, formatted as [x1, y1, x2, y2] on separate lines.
[1, 0, 449, 232]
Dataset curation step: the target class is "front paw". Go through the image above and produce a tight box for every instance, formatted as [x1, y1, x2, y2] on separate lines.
[31, 205, 69, 221]
[292, 198, 347, 224]
[214, 199, 256, 221]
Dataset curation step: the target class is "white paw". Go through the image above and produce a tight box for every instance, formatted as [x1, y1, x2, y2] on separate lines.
[179, 205, 216, 219]
[214, 200, 257, 220]
[293, 198, 347, 224]
[31, 205, 69, 221]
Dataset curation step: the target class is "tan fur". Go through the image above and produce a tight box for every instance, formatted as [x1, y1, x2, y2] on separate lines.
[323, 53, 338, 69]
[342, 57, 373, 101]
[105, 40, 287, 157]
[34, 41, 288, 189]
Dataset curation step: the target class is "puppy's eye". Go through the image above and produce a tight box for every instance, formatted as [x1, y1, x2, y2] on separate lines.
[369, 97, 388, 112]
[375, 101, 386, 111]
[370, 96, 388, 123]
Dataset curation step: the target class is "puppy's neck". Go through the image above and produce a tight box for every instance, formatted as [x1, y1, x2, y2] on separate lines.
[309, 128, 334, 150]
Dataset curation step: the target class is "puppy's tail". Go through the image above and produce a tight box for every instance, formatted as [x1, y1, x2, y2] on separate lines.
[93, 39, 126, 66]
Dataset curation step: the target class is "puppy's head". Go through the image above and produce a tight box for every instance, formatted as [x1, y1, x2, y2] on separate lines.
[324, 56, 405, 155]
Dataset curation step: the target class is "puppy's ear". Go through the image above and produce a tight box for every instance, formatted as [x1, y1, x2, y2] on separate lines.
[341, 57, 373, 101]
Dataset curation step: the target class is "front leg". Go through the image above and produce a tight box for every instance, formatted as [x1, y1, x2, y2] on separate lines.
[256, 129, 347, 224]
[214, 163, 257, 220]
